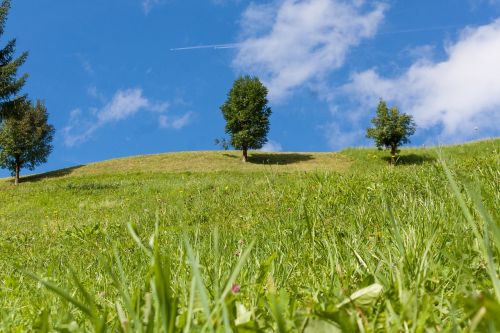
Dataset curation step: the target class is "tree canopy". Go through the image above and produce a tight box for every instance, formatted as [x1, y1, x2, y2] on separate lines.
[366, 99, 416, 165]
[220, 76, 272, 162]
[0, 0, 28, 120]
[0, 99, 54, 184]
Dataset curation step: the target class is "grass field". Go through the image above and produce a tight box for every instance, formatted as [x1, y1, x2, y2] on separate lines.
[0, 139, 499, 332]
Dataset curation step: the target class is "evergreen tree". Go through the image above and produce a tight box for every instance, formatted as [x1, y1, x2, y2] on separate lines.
[0, 99, 54, 184]
[220, 76, 272, 162]
[366, 99, 416, 165]
[0, 0, 28, 120]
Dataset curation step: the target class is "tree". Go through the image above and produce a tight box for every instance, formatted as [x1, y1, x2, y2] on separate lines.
[0, 0, 28, 120]
[0, 99, 54, 184]
[220, 76, 272, 162]
[366, 99, 416, 165]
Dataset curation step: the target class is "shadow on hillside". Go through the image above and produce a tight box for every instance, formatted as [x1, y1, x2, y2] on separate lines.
[248, 153, 314, 165]
[382, 154, 435, 165]
[21, 165, 84, 183]
[222, 152, 314, 165]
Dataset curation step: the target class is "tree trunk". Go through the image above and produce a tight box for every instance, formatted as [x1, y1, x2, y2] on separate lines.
[390, 144, 397, 165]
[14, 162, 20, 185]
[242, 148, 248, 163]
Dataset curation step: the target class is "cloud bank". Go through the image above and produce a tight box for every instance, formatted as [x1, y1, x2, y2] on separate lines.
[344, 19, 500, 140]
[234, 0, 386, 101]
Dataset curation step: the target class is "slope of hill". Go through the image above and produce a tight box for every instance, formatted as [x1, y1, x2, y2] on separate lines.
[0, 139, 498, 331]
[1, 138, 497, 182]
[27, 150, 351, 179]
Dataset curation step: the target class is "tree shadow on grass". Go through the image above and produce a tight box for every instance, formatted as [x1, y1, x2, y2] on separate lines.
[382, 154, 436, 165]
[21, 165, 84, 183]
[223, 152, 314, 165]
[248, 153, 314, 165]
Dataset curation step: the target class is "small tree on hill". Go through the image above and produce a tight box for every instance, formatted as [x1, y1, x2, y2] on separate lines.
[0, 99, 54, 184]
[220, 76, 272, 162]
[366, 99, 416, 165]
[0, 0, 28, 120]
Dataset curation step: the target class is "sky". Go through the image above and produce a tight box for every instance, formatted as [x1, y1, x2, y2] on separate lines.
[2, 0, 500, 176]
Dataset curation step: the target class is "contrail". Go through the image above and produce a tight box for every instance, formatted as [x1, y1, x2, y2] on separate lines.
[170, 25, 461, 51]
[170, 43, 241, 51]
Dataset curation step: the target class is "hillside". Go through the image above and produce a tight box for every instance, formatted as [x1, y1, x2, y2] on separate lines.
[22, 150, 352, 179]
[0, 139, 498, 331]
[0, 138, 497, 182]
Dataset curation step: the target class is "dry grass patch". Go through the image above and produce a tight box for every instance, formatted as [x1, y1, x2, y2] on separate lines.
[11, 151, 351, 181]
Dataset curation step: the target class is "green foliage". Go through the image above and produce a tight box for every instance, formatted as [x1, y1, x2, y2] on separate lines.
[0, 139, 499, 331]
[0, 0, 28, 119]
[220, 76, 271, 160]
[0, 99, 54, 182]
[366, 99, 416, 164]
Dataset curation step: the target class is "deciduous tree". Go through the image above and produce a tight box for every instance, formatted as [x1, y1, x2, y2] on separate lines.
[220, 76, 272, 162]
[0, 99, 54, 184]
[366, 99, 416, 165]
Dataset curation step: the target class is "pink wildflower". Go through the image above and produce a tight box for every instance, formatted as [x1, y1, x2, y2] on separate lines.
[231, 283, 241, 294]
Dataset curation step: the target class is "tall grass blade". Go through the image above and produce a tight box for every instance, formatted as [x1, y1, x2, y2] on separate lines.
[440, 157, 500, 302]
[183, 236, 215, 333]
[21, 270, 93, 317]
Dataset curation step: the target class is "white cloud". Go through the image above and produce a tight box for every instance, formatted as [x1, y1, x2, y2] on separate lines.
[323, 123, 365, 150]
[63, 88, 171, 146]
[344, 19, 500, 140]
[234, 0, 386, 101]
[469, 0, 500, 10]
[158, 112, 194, 130]
[96, 89, 150, 123]
[260, 140, 283, 152]
[150, 102, 170, 113]
[239, 2, 277, 37]
[76, 54, 94, 76]
[63, 109, 93, 147]
[87, 85, 98, 98]
[142, 0, 163, 14]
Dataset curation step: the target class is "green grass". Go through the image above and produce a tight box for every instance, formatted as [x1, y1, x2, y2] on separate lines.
[0, 139, 498, 332]
[16, 150, 351, 180]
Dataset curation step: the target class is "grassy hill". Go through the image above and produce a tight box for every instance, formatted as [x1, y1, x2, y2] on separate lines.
[19, 150, 352, 179]
[0, 139, 498, 331]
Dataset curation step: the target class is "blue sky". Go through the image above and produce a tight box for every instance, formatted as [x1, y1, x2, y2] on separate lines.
[2, 0, 500, 176]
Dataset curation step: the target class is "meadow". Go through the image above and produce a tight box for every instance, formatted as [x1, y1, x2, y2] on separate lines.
[0, 139, 498, 332]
